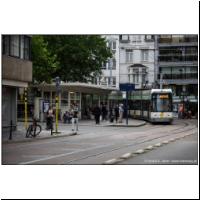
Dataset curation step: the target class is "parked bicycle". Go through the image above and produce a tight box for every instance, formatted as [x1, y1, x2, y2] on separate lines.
[26, 118, 42, 138]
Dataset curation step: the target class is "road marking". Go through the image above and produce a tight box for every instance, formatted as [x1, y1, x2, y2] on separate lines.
[169, 138, 176, 142]
[19, 144, 111, 164]
[162, 140, 169, 144]
[120, 153, 132, 159]
[103, 158, 123, 165]
[144, 145, 154, 150]
[154, 143, 162, 147]
[134, 149, 145, 154]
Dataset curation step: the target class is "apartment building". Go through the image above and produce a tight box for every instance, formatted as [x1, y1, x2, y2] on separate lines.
[95, 35, 120, 89]
[119, 35, 156, 89]
[2, 35, 32, 132]
[157, 34, 198, 114]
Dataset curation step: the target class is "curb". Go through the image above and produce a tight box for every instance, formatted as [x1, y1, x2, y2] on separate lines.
[106, 121, 146, 127]
[2, 132, 78, 144]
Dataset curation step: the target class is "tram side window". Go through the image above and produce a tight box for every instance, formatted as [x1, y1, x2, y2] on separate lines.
[142, 100, 150, 111]
[152, 93, 172, 112]
[129, 100, 141, 110]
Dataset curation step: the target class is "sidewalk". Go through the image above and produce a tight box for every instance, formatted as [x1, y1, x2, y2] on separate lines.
[2, 119, 146, 144]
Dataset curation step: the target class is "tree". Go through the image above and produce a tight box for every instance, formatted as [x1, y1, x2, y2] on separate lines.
[31, 36, 59, 83]
[43, 35, 112, 82]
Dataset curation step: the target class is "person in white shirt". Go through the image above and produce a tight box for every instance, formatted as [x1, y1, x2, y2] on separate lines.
[118, 104, 124, 123]
[71, 104, 79, 133]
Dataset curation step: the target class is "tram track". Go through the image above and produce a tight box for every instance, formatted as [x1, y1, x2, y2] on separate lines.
[62, 120, 197, 164]
[11, 120, 197, 164]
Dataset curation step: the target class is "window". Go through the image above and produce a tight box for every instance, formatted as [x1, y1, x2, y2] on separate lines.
[120, 35, 129, 42]
[24, 36, 31, 60]
[10, 35, 20, 57]
[112, 77, 116, 86]
[142, 68, 147, 84]
[141, 50, 148, 61]
[152, 93, 172, 112]
[112, 58, 116, 69]
[2, 35, 10, 55]
[2, 35, 31, 60]
[132, 68, 139, 84]
[145, 35, 154, 41]
[101, 62, 107, 69]
[20, 36, 24, 59]
[107, 77, 116, 86]
[109, 41, 116, 50]
[126, 49, 133, 63]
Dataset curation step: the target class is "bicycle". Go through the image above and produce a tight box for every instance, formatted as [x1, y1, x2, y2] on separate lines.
[26, 118, 42, 138]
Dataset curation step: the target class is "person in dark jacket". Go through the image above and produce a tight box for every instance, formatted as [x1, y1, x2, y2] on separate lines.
[114, 105, 119, 123]
[109, 106, 114, 123]
[93, 105, 101, 124]
[101, 104, 108, 121]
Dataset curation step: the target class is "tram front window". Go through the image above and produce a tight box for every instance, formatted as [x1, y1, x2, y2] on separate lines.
[152, 93, 172, 112]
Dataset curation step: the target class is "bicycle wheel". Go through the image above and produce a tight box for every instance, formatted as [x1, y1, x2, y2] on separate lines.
[30, 124, 42, 137]
[26, 125, 33, 138]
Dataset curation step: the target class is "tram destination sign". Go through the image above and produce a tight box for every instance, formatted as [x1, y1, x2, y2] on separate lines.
[119, 83, 135, 91]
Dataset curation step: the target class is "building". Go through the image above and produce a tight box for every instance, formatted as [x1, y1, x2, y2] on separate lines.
[95, 35, 120, 89]
[157, 35, 198, 115]
[2, 35, 32, 132]
[119, 35, 157, 89]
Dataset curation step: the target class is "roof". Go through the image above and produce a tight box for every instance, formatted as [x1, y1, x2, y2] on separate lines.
[151, 89, 172, 93]
[33, 82, 117, 95]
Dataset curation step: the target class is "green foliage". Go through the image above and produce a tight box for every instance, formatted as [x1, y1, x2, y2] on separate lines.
[32, 35, 112, 83]
[31, 36, 59, 83]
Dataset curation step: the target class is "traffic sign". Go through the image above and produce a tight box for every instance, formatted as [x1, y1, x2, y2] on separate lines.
[119, 83, 135, 91]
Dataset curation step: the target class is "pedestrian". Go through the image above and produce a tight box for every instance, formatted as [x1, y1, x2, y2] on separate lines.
[101, 104, 108, 121]
[109, 106, 114, 123]
[46, 106, 54, 130]
[114, 104, 119, 123]
[118, 104, 124, 123]
[71, 104, 79, 133]
[93, 104, 101, 124]
[63, 111, 71, 124]
[178, 104, 184, 119]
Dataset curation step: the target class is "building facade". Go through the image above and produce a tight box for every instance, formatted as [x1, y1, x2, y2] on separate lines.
[119, 35, 157, 89]
[157, 35, 198, 115]
[95, 35, 120, 89]
[2, 35, 32, 132]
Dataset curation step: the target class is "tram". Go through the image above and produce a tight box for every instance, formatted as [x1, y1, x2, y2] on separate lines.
[129, 89, 173, 123]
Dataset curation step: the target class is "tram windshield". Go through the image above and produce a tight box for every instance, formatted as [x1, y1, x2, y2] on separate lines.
[152, 93, 172, 112]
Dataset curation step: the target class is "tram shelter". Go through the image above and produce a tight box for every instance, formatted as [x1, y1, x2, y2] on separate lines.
[33, 82, 116, 122]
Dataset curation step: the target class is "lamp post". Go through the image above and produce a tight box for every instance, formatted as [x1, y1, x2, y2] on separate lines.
[54, 76, 61, 134]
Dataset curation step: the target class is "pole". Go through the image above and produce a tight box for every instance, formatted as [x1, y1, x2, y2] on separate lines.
[126, 91, 128, 125]
[24, 88, 28, 130]
[55, 95, 58, 133]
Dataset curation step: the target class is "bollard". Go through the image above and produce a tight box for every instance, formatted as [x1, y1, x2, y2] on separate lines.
[9, 120, 13, 140]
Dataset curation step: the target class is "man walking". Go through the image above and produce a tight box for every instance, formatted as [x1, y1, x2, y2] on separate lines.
[93, 105, 101, 124]
[71, 104, 79, 133]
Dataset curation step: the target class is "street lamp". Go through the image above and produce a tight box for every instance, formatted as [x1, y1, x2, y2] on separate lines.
[54, 76, 61, 134]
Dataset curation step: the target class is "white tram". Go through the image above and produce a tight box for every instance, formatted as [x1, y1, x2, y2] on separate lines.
[129, 89, 173, 123]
